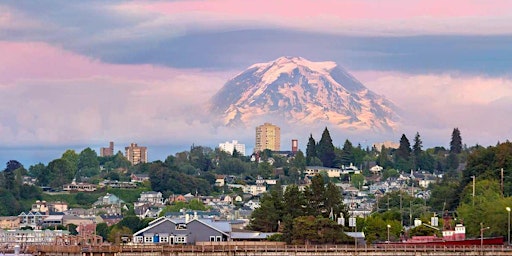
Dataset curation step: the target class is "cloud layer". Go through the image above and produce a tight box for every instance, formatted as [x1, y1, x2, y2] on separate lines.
[1, 1, 512, 166]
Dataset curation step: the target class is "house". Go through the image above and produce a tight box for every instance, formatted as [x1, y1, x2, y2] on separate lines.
[131, 173, 150, 183]
[63, 180, 97, 192]
[18, 211, 46, 229]
[100, 214, 123, 226]
[0, 229, 69, 245]
[169, 194, 187, 203]
[370, 165, 383, 174]
[132, 217, 231, 245]
[0, 216, 20, 229]
[341, 163, 361, 175]
[138, 191, 164, 205]
[93, 193, 125, 207]
[242, 185, 266, 196]
[215, 175, 226, 187]
[304, 166, 342, 178]
[41, 215, 63, 228]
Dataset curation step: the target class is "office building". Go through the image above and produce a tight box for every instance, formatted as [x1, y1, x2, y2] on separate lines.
[255, 123, 280, 152]
[219, 140, 246, 156]
[125, 143, 148, 165]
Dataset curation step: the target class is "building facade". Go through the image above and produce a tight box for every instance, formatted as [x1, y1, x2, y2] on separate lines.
[255, 123, 280, 152]
[219, 140, 246, 156]
[100, 141, 114, 157]
[125, 143, 148, 165]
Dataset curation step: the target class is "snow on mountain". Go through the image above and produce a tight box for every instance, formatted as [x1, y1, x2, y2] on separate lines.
[210, 56, 400, 132]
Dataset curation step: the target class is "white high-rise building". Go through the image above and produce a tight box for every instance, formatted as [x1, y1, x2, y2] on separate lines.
[219, 140, 246, 156]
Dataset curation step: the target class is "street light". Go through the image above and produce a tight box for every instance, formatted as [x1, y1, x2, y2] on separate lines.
[387, 224, 391, 242]
[480, 223, 490, 247]
[507, 207, 511, 245]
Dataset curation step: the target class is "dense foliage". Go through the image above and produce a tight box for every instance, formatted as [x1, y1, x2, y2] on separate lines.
[4, 127, 512, 244]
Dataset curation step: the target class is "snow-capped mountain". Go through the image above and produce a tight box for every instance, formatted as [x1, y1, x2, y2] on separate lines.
[210, 56, 400, 132]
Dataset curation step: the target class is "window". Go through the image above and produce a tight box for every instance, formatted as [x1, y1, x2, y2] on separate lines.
[144, 236, 152, 243]
[160, 236, 168, 243]
[176, 223, 187, 230]
[210, 236, 215, 242]
[175, 236, 186, 244]
[216, 236, 222, 242]
[135, 236, 143, 243]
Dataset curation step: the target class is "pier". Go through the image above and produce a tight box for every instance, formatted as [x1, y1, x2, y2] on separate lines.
[17, 244, 512, 256]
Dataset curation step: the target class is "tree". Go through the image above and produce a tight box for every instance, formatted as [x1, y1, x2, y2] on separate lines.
[47, 159, 74, 188]
[96, 222, 110, 241]
[248, 188, 283, 232]
[291, 216, 352, 244]
[306, 134, 317, 166]
[377, 146, 393, 169]
[412, 132, 423, 170]
[317, 127, 336, 167]
[283, 185, 306, 219]
[304, 175, 326, 216]
[395, 134, 412, 170]
[78, 148, 100, 178]
[450, 128, 462, 154]
[5, 160, 23, 172]
[324, 182, 347, 220]
[339, 139, 354, 167]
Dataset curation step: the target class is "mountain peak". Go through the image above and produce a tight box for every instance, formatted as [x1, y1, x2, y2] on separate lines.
[210, 57, 400, 132]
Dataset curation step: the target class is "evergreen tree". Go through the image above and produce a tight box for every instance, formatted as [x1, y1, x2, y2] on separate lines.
[317, 127, 336, 167]
[412, 132, 423, 170]
[306, 134, 317, 165]
[377, 146, 393, 169]
[324, 182, 348, 220]
[450, 128, 463, 154]
[304, 174, 326, 216]
[283, 184, 306, 218]
[248, 188, 283, 232]
[395, 134, 412, 170]
[339, 139, 354, 167]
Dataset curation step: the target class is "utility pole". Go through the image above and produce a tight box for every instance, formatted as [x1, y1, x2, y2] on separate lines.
[472, 175, 476, 206]
[501, 168, 504, 197]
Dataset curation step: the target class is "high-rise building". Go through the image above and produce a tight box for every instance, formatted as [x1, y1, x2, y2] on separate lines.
[125, 143, 147, 165]
[255, 123, 281, 152]
[219, 140, 246, 156]
[100, 141, 114, 157]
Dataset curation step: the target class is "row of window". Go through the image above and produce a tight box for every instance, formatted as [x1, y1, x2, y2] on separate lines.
[136, 235, 187, 244]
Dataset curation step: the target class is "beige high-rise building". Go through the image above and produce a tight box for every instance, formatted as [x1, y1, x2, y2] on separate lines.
[255, 123, 281, 152]
[125, 143, 148, 165]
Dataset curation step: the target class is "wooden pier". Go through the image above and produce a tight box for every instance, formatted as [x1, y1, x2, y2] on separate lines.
[20, 244, 512, 256]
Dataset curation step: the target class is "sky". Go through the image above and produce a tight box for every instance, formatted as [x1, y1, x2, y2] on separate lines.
[1, 0, 512, 167]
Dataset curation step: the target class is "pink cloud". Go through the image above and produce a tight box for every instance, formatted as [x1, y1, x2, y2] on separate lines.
[112, 1, 512, 36]
[0, 41, 190, 84]
[129, 0, 511, 20]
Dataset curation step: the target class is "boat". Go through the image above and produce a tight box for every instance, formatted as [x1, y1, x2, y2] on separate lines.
[376, 212, 504, 247]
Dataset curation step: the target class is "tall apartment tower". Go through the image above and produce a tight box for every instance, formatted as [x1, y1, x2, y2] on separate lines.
[219, 140, 246, 156]
[125, 143, 148, 165]
[100, 141, 114, 157]
[255, 123, 281, 152]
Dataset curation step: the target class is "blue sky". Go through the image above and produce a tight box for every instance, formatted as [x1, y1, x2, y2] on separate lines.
[1, 1, 512, 167]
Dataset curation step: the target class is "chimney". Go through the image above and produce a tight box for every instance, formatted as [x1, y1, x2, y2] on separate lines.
[292, 139, 298, 153]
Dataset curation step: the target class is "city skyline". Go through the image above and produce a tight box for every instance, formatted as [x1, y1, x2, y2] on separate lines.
[2, 1, 512, 166]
